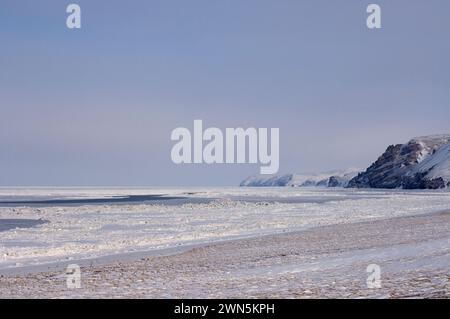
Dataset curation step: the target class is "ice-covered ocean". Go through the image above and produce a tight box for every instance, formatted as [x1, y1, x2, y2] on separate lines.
[1, 187, 450, 271]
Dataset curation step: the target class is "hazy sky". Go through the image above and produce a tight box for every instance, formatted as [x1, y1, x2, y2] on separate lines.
[1, 0, 449, 186]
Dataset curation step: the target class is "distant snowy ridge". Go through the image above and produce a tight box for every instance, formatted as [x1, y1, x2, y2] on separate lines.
[241, 134, 450, 190]
[240, 169, 360, 188]
[348, 134, 450, 189]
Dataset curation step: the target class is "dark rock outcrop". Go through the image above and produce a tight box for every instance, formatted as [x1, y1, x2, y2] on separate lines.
[348, 135, 450, 189]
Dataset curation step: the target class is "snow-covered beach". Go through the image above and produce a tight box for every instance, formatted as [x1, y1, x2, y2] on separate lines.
[0, 187, 449, 298]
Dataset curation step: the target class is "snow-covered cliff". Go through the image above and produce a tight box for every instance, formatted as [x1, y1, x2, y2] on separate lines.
[240, 169, 359, 188]
[348, 135, 450, 189]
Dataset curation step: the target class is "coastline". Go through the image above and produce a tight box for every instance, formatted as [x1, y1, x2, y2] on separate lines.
[1, 210, 449, 298]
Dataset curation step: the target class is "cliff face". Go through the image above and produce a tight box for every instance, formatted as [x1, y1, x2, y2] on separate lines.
[240, 169, 359, 188]
[348, 135, 450, 189]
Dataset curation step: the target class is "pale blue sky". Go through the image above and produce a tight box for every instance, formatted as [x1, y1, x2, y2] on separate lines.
[1, 0, 449, 186]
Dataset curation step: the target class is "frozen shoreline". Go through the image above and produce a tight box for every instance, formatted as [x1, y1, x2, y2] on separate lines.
[2, 187, 450, 271]
[1, 210, 449, 298]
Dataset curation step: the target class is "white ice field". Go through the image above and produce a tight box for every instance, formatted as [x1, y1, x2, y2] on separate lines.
[1, 187, 450, 271]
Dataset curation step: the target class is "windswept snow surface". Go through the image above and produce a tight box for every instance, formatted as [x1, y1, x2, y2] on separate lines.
[411, 141, 450, 183]
[1, 187, 450, 271]
[411, 134, 450, 163]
